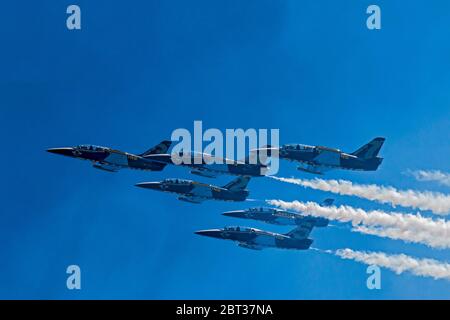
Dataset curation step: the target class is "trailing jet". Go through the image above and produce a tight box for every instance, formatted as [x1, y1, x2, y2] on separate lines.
[223, 199, 333, 226]
[195, 225, 315, 250]
[135, 176, 251, 203]
[144, 152, 268, 178]
[47, 141, 172, 172]
[254, 137, 385, 174]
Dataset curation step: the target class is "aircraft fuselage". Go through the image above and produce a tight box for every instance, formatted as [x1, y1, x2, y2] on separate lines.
[195, 227, 312, 250]
[223, 208, 329, 227]
[279, 145, 382, 171]
[47, 145, 166, 172]
[145, 153, 267, 177]
[135, 179, 249, 203]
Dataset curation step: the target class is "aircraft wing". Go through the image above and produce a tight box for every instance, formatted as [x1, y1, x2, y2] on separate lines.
[313, 148, 341, 166]
[297, 163, 332, 175]
[286, 222, 315, 240]
[92, 163, 121, 172]
[177, 195, 205, 204]
[190, 169, 218, 178]
[238, 242, 263, 250]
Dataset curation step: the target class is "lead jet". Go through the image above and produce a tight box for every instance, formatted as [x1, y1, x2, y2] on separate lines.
[135, 176, 251, 203]
[144, 152, 268, 178]
[195, 225, 315, 250]
[254, 137, 385, 174]
[47, 140, 172, 172]
[223, 199, 333, 227]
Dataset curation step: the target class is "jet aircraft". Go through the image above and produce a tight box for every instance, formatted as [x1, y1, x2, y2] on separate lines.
[144, 152, 268, 178]
[135, 176, 251, 203]
[195, 225, 316, 250]
[254, 137, 385, 174]
[223, 199, 333, 226]
[47, 141, 172, 172]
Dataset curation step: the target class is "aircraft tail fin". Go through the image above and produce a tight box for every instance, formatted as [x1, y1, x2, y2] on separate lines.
[140, 140, 172, 156]
[322, 198, 334, 207]
[286, 223, 314, 240]
[223, 176, 251, 192]
[351, 137, 385, 159]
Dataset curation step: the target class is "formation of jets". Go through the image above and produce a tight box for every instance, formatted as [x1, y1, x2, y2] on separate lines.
[47, 137, 385, 251]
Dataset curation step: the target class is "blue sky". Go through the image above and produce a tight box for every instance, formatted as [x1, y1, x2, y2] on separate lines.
[0, 0, 449, 299]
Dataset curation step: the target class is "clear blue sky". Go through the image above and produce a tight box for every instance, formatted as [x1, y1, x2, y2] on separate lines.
[0, 0, 449, 299]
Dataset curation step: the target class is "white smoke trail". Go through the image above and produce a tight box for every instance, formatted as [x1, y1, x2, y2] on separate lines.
[267, 200, 450, 249]
[334, 248, 450, 281]
[245, 198, 264, 202]
[270, 176, 450, 215]
[350, 225, 450, 249]
[407, 170, 450, 187]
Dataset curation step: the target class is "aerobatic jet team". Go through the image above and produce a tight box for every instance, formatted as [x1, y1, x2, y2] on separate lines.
[47, 137, 385, 251]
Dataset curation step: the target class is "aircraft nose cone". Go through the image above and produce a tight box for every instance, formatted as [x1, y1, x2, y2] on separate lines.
[222, 210, 247, 219]
[46, 147, 75, 157]
[194, 229, 223, 239]
[135, 182, 162, 190]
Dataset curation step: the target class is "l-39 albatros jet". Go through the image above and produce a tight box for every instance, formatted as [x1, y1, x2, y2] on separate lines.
[223, 199, 333, 226]
[135, 176, 251, 203]
[144, 152, 268, 178]
[254, 137, 385, 174]
[47, 141, 172, 172]
[195, 225, 316, 250]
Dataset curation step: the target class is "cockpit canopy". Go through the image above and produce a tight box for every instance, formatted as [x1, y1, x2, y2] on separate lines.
[162, 178, 191, 185]
[248, 207, 264, 212]
[223, 226, 259, 232]
[247, 207, 277, 213]
[283, 144, 314, 151]
[77, 144, 107, 152]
